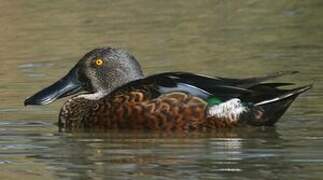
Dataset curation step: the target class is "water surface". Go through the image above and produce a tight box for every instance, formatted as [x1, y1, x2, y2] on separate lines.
[0, 0, 323, 179]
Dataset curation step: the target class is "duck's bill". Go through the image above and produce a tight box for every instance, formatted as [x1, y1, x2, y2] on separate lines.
[24, 68, 83, 106]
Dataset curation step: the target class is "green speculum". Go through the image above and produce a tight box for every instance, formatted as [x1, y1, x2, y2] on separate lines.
[207, 96, 223, 106]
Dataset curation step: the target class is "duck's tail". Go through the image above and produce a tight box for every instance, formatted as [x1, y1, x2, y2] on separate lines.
[254, 84, 312, 106]
[246, 84, 312, 126]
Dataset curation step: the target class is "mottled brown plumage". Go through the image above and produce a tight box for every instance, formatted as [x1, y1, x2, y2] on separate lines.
[58, 87, 242, 131]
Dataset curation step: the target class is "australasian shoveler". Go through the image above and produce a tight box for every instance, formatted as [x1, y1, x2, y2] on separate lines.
[24, 48, 312, 131]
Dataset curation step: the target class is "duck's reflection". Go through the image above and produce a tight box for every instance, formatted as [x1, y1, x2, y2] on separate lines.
[28, 127, 291, 179]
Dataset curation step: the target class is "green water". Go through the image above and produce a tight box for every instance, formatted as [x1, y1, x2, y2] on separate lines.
[0, 0, 322, 179]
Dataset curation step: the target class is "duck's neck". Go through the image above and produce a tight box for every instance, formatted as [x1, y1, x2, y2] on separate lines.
[79, 70, 144, 100]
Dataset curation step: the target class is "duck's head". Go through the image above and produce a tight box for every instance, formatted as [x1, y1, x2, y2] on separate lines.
[24, 47, 144, 106]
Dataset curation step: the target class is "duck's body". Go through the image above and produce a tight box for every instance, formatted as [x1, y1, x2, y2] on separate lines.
[25, 48, 311, 131]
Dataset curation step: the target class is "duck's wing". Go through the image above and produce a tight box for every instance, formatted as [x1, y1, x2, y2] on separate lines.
[127, 71, 300, 102]
[154, 71, 299, 89]
[118, 72, 248, 101]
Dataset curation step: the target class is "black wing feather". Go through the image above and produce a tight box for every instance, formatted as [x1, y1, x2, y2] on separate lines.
[145, 72, 253, 100]
[120, 71, 303, 103]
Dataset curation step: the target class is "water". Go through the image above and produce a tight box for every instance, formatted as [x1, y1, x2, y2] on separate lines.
[0, 0, 323, 179]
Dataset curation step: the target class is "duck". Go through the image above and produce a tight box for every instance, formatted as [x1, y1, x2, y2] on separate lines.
[24, 47, 312, 131]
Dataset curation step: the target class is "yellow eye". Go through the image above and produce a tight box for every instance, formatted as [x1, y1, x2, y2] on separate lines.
[95, 59, 104, 66]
